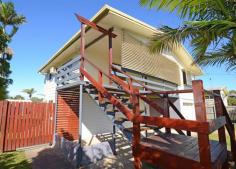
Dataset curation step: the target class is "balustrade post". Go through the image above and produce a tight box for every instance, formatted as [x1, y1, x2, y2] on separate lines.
[108, 29, 113, 84]
[192, 80, 211, 169]
[163, 94, 171, 134]
[98, 71, 103, 104]
[213, 90, 226, 144]
[132, 88, 141, 169]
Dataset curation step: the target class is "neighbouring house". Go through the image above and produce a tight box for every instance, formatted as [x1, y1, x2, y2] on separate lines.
[228, 93, 236, 98]
[39, 5, 204, 167]
[205, 87, 228, 119]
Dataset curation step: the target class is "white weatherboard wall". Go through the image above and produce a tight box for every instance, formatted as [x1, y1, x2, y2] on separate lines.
[178, 93, 196, 120]
[81, 93, 113, 146]
[44, 74, 57, 102]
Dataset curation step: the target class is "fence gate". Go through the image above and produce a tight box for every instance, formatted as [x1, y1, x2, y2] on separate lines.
[0, 101, 55, 152]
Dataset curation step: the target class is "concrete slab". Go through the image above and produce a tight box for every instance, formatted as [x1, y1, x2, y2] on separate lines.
[24, 146, 75, 169]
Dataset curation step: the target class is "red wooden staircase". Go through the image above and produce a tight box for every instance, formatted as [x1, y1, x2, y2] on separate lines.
[75, 14, 236, 169]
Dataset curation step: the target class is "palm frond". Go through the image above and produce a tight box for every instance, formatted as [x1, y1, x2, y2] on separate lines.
[197, 40, 236, 70]
[149, 16, 236, 69]
[139, 0, 235, 20]
[149, 25, 197, 53]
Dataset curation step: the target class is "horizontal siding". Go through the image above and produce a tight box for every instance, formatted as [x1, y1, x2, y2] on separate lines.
[121, 31, 181, 85]
[44, 75, 56, 102]
[57, 87, 80, 141]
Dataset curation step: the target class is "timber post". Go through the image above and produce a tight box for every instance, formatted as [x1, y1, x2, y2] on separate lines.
[80, 23, 85, 81]
[163, 94, 171, 134]
[213, 90, 226, 144]
[108, 28, 113, 85]
[132, 88, 141, 169]
[192, 80, 211, 169]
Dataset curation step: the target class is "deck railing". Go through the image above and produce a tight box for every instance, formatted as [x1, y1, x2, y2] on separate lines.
[55, 56, 181, 92]
[112, 65, 178, 91]
[55, 56, 81, 87]
[74, 14, 235, 168]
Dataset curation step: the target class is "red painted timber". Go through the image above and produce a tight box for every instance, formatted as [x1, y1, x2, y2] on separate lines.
[213, 90, 226, 144]
[112, 65, 188, 129]
[192, 80, 212, 168]
[131, 88, 141, 169]
[98, 71, 103, 104]
[75, 14, 117, 38]
[0, 101, 55, 151]
[80, 68, 134, 121]
[0, 101, 8, 152]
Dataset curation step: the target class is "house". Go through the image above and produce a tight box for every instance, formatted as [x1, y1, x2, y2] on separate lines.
[37, 5, 233, 168]
[205, 87, 228, 119]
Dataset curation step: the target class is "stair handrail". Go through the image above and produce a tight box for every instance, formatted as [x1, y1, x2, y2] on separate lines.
[82, 57, 135, 95]
[212, 89, 236, 163]
[80, 57, 143, 121]
[112, 65, 193, 95]
[221, 100, 236, 162]
[112, 66, 189, 119]
[112, 65, 191, 135]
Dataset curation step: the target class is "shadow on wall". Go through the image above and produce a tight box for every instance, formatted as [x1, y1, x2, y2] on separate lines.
[61, 129, 74, 141]
[58, 88, 80, 119]
[57, 88, 80, 141]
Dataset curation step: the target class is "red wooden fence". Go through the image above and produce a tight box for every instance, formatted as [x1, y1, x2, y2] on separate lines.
[0, 101, 55, 152]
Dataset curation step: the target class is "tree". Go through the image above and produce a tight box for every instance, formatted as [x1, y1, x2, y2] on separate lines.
[228, 97, 236, 106]
[13, 94, 24, 100]
[22, 88, 36, 99]
[31, 97, 43, 102]
[0, 1, 26, 99]
[139, 0, 236, 70]
[227, 90, 236, 106]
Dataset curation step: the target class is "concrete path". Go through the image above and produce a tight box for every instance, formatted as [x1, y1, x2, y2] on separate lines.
[23, 132, 135, 169]
[24, 145, 75, 169]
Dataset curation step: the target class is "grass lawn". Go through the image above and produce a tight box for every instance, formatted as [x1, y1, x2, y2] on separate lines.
[209, 124, 236, 150]
[0, 151, 31, 169]
[210, 132, 231, 149]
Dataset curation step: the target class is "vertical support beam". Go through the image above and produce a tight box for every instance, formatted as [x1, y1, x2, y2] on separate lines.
[112, 124, 116, 155]
[79, 84, 83, 145]
[80, 23, 85, 81]
[217, 91, 236, 164]
[192, 80, 207, 122]
[143, 75, 148, 138]
[192, 80, 211, 169]
[52, 90, 58, 146]
[163, 94, 171, 134]
[108, 29, 113, 84]
[98, 71, 103, 104]
[132, 88, 141, 169]
[213, 90, 226, 144]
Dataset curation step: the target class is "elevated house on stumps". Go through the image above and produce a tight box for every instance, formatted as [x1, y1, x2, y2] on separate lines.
[39, 5, 236, 169]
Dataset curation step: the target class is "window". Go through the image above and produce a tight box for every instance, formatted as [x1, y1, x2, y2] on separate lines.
[48, 73, 52, 80]
[182, 70, 187, 85]
[183, 102, 193, 106]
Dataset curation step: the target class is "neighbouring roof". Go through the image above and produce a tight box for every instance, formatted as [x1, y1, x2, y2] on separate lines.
[39, 4, 203, 75]
[228, 93, 236, 97]
[206, 86, 227, 91]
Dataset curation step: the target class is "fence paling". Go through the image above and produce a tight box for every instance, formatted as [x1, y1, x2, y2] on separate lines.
[0, 101, 55, 152]
[0, 101, 7, 152]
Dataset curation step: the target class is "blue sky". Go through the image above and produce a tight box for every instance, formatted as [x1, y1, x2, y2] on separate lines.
[8, 0, 236, 98]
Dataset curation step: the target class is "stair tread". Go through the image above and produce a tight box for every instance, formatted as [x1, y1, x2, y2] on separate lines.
[106, 110, 119, 116]
[124, 126, 155, 133]
[114, 117, 128, 124]
[115, 117, 128, 121]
